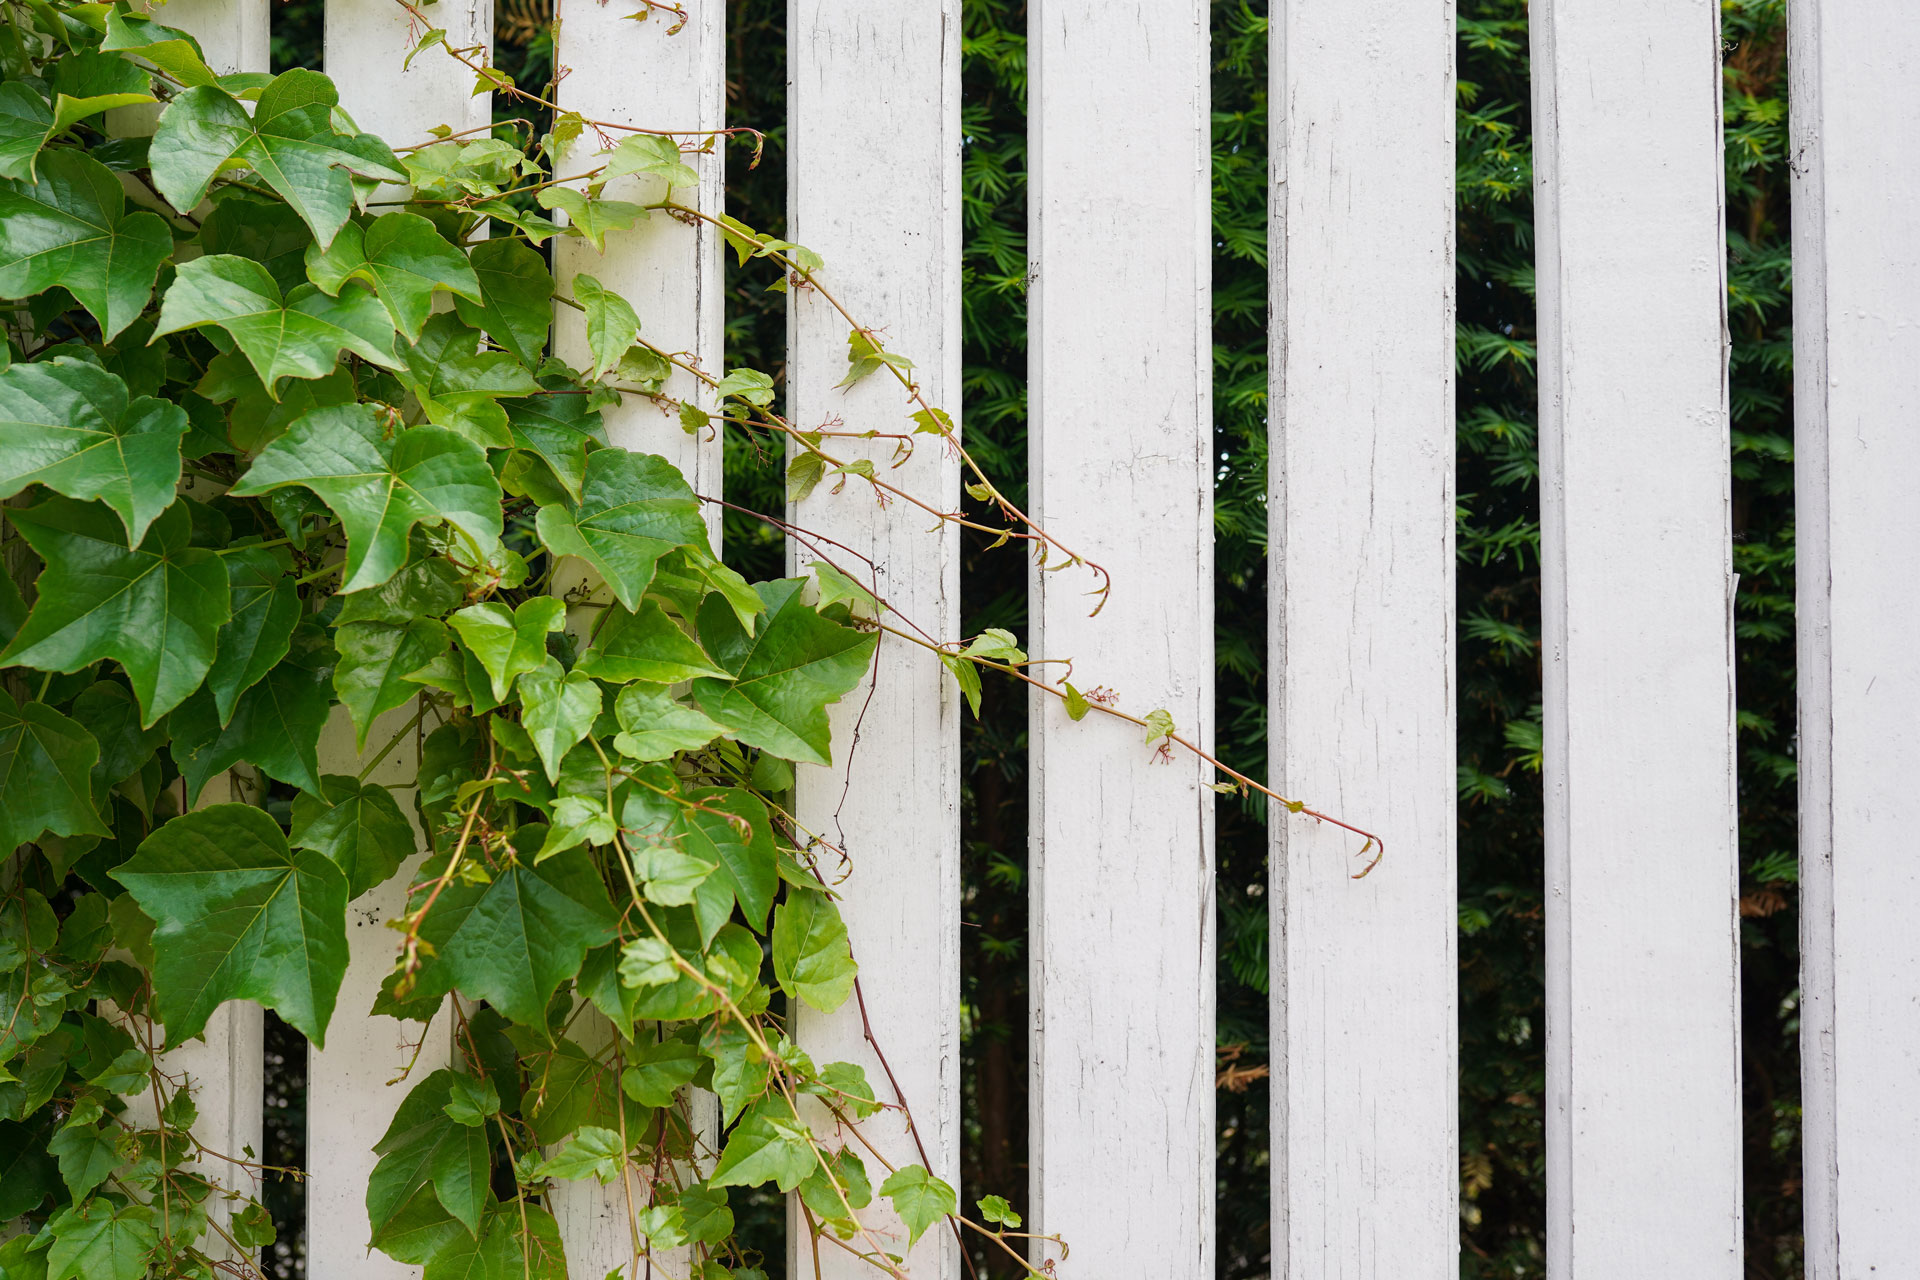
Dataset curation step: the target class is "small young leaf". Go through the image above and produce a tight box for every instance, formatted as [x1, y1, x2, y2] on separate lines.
[878, 1164, 958, 1246]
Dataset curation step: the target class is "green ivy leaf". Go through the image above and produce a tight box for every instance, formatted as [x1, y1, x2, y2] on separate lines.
[399, 313, 540, 450]
[290, 775, 414, 899]
[772, 887, 857, 1013]
[501, 389, 604, 503]
[45, 1200, 156, 1280]
[153, 255, 400, 394]
[207, 542, 300, 724]
[610, 682, 725, 762]
[516, 658, 601, 783]
[570, 273, 639, 381]
[447, 597, 563, 701]
[534, 449, 707, 611]
[1, 498, 228, 726]
[149, 70, 407, 247]
[0, 150, 172, 340]
[305, 212, 481, 341]
[707, 1110, 814, 1193]
[367, 1069, 490, 1239]
[619, 1033, 702, 1109]
[200, 195, 314, 295]
[0, 82, 54, 183]
[576, 599, 729, 685]
[535, 187, 644, 253]
[625, 786, 776, 943]
[46, 1115, 117, 1202]
[798, 1146, 872, 1224]
[100, 11, 219, 89]
[600, 134, 701, 188]
[533, 1124, 626, 1184]
[691, 579, 877, 767]
[0, 359, 185, 547]
[808, 560, 884, 622]
[231, 404, 503, 592]
[168, 624, 332, 802]
[677, 1183, 735, 1246]
[977, 1193, 1022, 1228]
[421, 1204, 566, 1280]
[66, 681, 162, 802]
[878, 1164, 957, 1247]
[404, 847, 617, 1027]
[334, 618, 448, 748]
[441, 1073, 500, 1128]
[111, 804, 349, 1048]
[0, 690, 105, 853]
[451, 237, 552, 367]
[49, 50, 156, 135]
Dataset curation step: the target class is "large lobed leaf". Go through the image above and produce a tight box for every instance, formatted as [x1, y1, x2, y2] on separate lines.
[150, 69, 406, 248]
[0, 498, 229, 727]
[0, 150, 172, 340]
[0, 358, 186, 546]
[231, 404, 503, 592]
[111, 804, 350, 1048]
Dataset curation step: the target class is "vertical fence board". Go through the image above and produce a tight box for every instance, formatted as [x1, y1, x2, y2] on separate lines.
[784, 2, 962, 1275]
[553, 3, 725, 521]
[1267, 2, 1457, 1276]
[1790, 3, 1920, 1274]
[309, 7, 492, 1273]
[1027, 3, 1214, 1275]
[102, 0, 270, 1259]
[550, 9, 725, 1274]
[154, 0, 269, 74]
[1531, 3, 1743, 1274]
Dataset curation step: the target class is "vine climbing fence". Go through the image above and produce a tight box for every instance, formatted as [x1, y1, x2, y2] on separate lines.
[16, 0, 1917, 1278]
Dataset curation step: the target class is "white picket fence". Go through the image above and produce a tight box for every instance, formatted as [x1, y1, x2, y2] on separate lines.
[130, 0, 1920, 1276]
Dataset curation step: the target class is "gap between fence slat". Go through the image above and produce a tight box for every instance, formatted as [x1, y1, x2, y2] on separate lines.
[1267, 2, 1459, 1275]
[1789, 2, 1920, 1273]
[1531, 2, 1744, 1273]
[1026, 3, 1215, 1275]
[784, 2, 963, 1275]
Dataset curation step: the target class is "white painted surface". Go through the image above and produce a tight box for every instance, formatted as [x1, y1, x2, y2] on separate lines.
[156, 0, 270, 76]
[304, 706, 450, 1280]
[554, 0, 725, 540]
[1531, 3, 1743, 1275]
[1789, 4, 1920, 1274]
[550, 9, 725, 1273]
[1267, 3, 1458, 1276]
[325, 0, 495, 145]
[1027, 3, 1213, 1276]
[307, 11, 485, 1272]
[783, 2, 962, 1275]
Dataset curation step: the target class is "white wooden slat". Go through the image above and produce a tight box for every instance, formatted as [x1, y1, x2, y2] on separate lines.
[309, 6, 491, 1274]
[115, 777, 266, 1263]
[100, 0, 269, 1259]
[305, 707, 449, 1280]
[553, 3, 725, 527]
[784, 2, 962, 1275]
[1027, 3, 1213, 1275]
[549, 10, 725, 1275]
[325, 0, 495, 147]
[1788, 3, 1920, 1273]
[1266, 2, 1458, 1275]
[147, 0, 270, 76]
[1531, 3, 1743, 1274]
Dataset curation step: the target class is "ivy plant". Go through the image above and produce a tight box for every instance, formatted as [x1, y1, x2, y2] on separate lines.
[0, 6, 1037, 1278]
